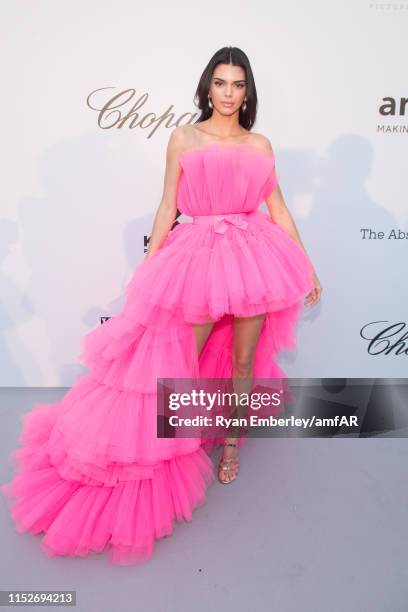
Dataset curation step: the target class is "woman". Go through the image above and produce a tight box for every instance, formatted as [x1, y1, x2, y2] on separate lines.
[1, 46, 321, 565]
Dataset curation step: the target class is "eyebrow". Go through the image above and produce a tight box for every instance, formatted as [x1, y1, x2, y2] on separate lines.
[212, 77, 246, 83]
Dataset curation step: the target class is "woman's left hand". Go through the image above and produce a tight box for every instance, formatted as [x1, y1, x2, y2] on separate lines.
[304, 271, 322, 307]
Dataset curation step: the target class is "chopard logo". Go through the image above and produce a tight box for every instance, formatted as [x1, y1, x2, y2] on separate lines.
[87, 87, 195, 136]
[360, 321, 408, 355]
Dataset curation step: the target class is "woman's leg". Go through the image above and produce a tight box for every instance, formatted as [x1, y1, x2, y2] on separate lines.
[192, 320, 216, 355]
[220, 312, 266, 483]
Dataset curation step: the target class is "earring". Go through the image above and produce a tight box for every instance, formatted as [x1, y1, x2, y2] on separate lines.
[242, 97, 247, 112]
[208, 95, 213, 109]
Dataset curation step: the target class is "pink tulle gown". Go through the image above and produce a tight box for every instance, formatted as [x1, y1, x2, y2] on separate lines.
[1, 141, 314, 565]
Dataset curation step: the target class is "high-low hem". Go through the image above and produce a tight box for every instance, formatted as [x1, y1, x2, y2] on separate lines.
[1, 141, 314, 565]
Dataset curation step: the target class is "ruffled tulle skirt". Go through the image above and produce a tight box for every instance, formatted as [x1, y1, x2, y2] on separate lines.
[1, 208, 314, 565]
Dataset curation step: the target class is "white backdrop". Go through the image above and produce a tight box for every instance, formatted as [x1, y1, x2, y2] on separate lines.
[1, 0, 406, 386]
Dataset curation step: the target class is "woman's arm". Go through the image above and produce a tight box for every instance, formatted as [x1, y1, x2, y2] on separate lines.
[265, 184, 311, 256]
[258, 137, 309, 258]
[267, 186, 322, 306]
[262, 138, 322, 306]
[144, 126, 184, 260]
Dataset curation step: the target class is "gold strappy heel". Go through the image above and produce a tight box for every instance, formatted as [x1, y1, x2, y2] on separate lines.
[218, 441, 240, 484]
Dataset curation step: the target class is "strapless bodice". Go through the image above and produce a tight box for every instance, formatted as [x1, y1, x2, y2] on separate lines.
[176, 142, 279, 217]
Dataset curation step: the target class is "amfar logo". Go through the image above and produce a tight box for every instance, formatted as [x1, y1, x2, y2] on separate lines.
[360, 321, 408, 355]
[378, 97, 408, 116]
[378, 97, 408, 132]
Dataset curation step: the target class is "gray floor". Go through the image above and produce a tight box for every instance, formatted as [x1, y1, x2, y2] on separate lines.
[1, 388, 407, 612]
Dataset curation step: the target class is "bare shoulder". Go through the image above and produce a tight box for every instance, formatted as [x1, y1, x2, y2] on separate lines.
[167, 124, 198, 155]
[250, 132, 274, 154]
[167, 125, 187, 150]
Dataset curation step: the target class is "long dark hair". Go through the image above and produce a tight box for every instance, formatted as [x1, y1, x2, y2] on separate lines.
[193, 46, 258, 130]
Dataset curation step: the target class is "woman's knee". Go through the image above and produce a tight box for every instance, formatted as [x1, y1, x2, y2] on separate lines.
[232, 350, 255, 376]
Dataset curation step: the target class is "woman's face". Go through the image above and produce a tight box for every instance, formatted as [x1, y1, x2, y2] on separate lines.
[208, 63, 247, 115]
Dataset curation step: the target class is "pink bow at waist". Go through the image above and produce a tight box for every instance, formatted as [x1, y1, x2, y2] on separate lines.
[192, 212, 249, 234]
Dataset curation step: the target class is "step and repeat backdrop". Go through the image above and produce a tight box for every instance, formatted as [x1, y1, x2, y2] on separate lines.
[1, 1, 406, 386]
